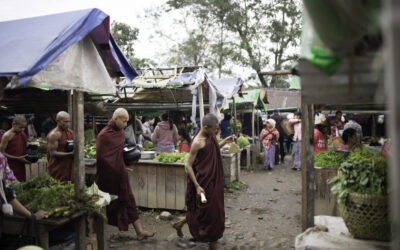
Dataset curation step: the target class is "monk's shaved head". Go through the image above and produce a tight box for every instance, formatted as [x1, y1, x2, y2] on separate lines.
[202, 113, 219, 127]
[56, 111, 70, 121]
[112, 108, 129, 119]
[13, 115, 27, 125]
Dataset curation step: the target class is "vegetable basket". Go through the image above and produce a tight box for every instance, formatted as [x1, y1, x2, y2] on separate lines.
[339, 192, 390, 241]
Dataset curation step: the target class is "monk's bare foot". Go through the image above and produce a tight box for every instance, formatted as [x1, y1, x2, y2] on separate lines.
[137, 230, 156, 241]
[210, 242, 227, 250]
[172, 221, 184, 237]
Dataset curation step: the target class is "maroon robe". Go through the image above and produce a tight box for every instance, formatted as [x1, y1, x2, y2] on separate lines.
[47, 128, 74, 183]
[186, 134, 225, 242]
[95, 119, 139, 231]
[6, 131, 27, 182]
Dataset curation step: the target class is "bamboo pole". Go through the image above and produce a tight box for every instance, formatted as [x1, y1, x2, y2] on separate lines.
[251, 107, 256, 170]
[198, 85, 204, 127]
[72, 90, 86, 250]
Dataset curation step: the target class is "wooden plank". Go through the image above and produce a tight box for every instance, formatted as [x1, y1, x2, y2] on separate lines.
[156, 166, 166, 209]
[147, 165, 157, 208]
[165, 166, 176, 209]
[301, 103, 315, 231]
[385, 1, 400, 248]
[128, 165, 141, 206]
[314, 167, 339, 216]
[175, 167, 186, 210]
[25, 163, 31, 180]
[137, 165, 148, 207]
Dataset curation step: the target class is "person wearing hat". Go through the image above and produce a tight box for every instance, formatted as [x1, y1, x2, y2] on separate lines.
[314, 114, 329, 154]
[260, 119, 279, 170]
[344, 114, 362, 146]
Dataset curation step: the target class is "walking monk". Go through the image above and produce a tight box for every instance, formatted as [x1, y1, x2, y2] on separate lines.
[47, 111, 74, 182]
[173, 113, 234, 250]
[0, 115, 29, 182]
[95, 108, 155, 240]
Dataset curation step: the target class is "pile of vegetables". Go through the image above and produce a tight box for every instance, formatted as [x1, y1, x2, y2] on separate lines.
[237, 136, 250, 148]
[154, 152, 188, 164]
[328, 148, 388, 204]
[142, 140, 156, 151]
[314, 150, 346, 168]
[230, 119, 242, 134]
[84, 143, 96, 159]
[8, 174, 106, 220]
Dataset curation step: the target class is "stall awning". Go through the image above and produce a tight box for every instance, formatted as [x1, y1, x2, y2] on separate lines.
[0, 8, 138, 86]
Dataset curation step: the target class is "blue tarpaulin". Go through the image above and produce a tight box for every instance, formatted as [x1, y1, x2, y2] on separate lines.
[0, 8, 138, 86]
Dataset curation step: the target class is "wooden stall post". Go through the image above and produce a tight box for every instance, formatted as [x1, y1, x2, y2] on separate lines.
[198, 84, 204, 127]
[384, 0, 400, 248]
[251, 107, 256, 169]
[68, 90, 73, 128]
[72, 90, 86, 250]
[233, 97, 237, 136]
[301, 103, 315, 231]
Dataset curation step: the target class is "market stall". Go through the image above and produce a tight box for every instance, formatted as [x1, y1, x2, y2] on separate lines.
[0, 8, 137, 250]
[297, 1, 393, 248]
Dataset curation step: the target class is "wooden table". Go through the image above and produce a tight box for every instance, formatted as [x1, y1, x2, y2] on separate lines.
[127, 160, 187, 210]
[3, 211, 86, 250]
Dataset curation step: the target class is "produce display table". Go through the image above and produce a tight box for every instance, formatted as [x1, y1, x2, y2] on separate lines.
[295, 216, 390, 250]
[314, 167, 339, 216]
[3, 211, 87, 250]
[127, 160, 187, 210]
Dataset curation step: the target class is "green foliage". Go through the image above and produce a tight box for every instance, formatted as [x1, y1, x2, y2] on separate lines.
[314, 150, 346, 169]
[142, 141, 156, 151]
[154, 152, 188, 164]
[230, 119, 242, 134]
[328, 149, 388, 204]
[237, 136, 250, 148]
[230, 181, 245, 190]
[84, 143, 96, 159]
[12, 174, 106, 220]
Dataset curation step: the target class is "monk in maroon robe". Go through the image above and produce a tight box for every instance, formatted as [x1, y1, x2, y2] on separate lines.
[47, 111, 74, 183]
[95, 108, 155, 240]
[0, 115, 29, 182]
[173, 113, 234, 250]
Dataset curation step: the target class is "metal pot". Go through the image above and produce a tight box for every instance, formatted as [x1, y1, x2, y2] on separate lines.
[65, 140, 74, 152]
[123, 146, 141, 165]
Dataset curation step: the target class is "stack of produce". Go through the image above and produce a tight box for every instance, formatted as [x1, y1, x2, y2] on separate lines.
[314, 150, 346, 168]
[84, 143, 96, 159]
[328, 148, 387, 203]
[237, 136, 250, 148]
[154, 152, 188, 164]
[142, 140, 156, 151]
[9, 174, 106, 220]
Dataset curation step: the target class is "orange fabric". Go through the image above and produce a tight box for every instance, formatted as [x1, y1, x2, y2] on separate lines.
[47, 128, 74, 183]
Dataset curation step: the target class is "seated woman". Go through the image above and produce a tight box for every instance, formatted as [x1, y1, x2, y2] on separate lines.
[177, 129, 191, 153]
[335, 128, 361, 153]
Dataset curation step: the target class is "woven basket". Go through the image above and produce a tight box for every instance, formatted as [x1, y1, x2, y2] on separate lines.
[339, 192, 390, 241]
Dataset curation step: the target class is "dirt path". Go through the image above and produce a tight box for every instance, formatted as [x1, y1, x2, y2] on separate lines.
[105, 156, 302, 249]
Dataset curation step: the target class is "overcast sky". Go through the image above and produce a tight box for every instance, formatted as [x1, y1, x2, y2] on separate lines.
[0, 0, 169, 59]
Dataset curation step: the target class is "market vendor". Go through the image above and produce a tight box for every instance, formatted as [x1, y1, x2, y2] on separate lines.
[139, 116, 155, 144]
[47, 111, 74, 183]
[344, 114, 363, 146]
[335, 128, 361, 153]
[152, 112, 178, 153]
[330, 110, 345, 138]
[314, 114, 328, 155]
[178, 128, 191, 153]
[0, 115, 29, 182]
[173, 113, 234, 250]
[95, 108, 155, 240]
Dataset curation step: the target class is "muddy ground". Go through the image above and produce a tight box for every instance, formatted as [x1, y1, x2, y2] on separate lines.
[102, 155, 302, 250]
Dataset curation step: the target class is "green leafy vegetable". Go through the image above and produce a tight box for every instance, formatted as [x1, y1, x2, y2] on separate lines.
[328, 148, 387, 204]
[142, 140, 155, 151]
[237, 136, 250, 148]
[84, 143, 96, 159]
[154, 152, 188, 164]
[314, 150, 346, 168]
[10, 174, 106, 220]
